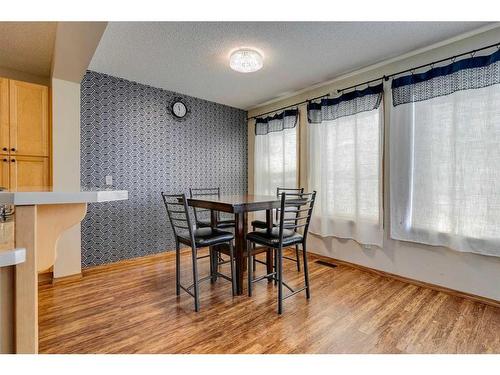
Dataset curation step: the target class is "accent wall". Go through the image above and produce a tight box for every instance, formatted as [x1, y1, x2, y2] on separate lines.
[80, 71, 247, 267]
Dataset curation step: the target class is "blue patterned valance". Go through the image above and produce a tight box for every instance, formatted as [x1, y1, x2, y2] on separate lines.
[255, 109, 298, 135]
[392, 49, 500, 106]
[307, 84, 383, 124]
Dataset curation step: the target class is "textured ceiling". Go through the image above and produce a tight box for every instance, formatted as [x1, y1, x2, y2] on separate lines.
[0, 22, 57, 77]
[90, 22, 490, 109]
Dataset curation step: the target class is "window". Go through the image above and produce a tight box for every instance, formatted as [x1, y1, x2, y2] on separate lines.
[254, 110, 298, 196]
[307, 85, 384, 246]
[390, 50, 500, 256]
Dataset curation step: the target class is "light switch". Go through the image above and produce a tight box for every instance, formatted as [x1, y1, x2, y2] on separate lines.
[105, 175, 113, 186]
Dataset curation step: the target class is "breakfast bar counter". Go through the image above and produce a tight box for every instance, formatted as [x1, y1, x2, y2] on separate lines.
[0, 189, 128, 353]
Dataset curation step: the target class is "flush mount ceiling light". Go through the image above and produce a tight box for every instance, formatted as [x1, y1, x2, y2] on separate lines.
[229, 48, 264, 73]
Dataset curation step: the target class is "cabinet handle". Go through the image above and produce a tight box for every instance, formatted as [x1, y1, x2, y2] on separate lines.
[10, 159, 15, 163]
[2, 158, 7, 162]
[2, 147, 7, 152]
[10, 148, 16, 152]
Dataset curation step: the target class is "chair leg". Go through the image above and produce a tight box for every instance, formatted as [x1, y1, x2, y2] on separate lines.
[191, 246, 200, 312]
[302, 242, 310, 299]
[247, 240, 253, 297]
[266, 248, 273, 283]
[191, 245, 200, 312]
[209, 246, 215, 283]
[210, 247, 220, 283]
[175, 241, 181, 296]
[229, 241, 236, 296]
[214, 248, 220, 280]
[295, 244, 301, 272]
[277, 246, 283, 314]
[273, 247, 278, 285]
[252, 226, 257, 271]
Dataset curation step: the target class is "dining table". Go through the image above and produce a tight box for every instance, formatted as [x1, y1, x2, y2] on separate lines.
[187, 194, 281, 295]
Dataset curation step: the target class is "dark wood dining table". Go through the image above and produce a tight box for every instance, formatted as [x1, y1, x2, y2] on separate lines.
[187, 194, 281, 295]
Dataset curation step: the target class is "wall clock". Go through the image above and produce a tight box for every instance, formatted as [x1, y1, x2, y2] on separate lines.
[170, 97, 190, 121]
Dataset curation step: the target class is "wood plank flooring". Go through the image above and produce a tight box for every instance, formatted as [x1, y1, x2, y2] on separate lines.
[38, 249, 500, 353]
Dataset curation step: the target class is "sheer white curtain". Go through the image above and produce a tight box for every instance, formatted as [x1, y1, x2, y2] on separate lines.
[308, 86, 383, 246]
[254, 110, 298, 196]
[390, 51, 500, 257]
[254, 128, 297, 195]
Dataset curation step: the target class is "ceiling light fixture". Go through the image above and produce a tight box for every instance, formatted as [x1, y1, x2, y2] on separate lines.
[229, 48, 263, 73]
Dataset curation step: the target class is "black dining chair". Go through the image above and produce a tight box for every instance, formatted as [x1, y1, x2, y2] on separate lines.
[246, 191, 316, 314]
[250, 187, 304, 273]
[189, 187, 235, 229]
[161, 192, 236, 312]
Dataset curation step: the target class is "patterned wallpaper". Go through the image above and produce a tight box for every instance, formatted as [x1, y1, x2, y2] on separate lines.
[80, 71, 248, 267]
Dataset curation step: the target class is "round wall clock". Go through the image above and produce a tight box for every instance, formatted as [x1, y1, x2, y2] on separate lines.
[170, 98, 190, 121]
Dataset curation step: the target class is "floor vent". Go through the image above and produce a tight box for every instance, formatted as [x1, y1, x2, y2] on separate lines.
[315, 260, 338, 268]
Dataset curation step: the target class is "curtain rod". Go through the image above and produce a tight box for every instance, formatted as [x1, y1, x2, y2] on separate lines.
[247, 93, 329, 120]
[247, 41, 500, 121]
[337, 41, 500, 93]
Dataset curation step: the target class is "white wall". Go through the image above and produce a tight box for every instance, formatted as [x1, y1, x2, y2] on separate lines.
[49, 22, 107, 277]
[248, 26, 500, 301]
[52, 78, 82, 277]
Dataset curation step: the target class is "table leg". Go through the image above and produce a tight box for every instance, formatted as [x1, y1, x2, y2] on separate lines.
[210, 210, 218, 282]
[265, 209, 273, 282]
[234, 212, 247, 295]
[210, 209, 218, 228]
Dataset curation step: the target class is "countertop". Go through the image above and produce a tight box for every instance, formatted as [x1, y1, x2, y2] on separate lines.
[0, 247, 25, 267]
[0, 190, 128, 205]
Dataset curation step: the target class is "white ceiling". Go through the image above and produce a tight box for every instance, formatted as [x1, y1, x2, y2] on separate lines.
[90, 22, 491, 110]
[0, 22, 57, 77]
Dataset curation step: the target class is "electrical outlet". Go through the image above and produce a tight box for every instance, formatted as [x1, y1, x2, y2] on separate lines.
[105, 175, 113, 186]
[362, 244, 372, 250]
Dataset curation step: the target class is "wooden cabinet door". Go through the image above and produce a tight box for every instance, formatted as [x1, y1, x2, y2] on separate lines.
[0, 78, 9, 155]
[9, 156, 49, 191]
[0, 156, 9, 189]
[9, 80, 49, 157]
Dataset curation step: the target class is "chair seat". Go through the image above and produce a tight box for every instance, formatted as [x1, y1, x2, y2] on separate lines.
[217, 219, 235, 228]
[197, 219, 235, 229]
[246, 227, 303, 247]
[250, 219, 276, 229]
[177, 227, 234, 247]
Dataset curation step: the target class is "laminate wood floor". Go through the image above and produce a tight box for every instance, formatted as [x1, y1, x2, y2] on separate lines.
[38, 249, 500, 353]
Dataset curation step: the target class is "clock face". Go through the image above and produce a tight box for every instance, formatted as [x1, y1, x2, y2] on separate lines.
[172, 101, 187, 118]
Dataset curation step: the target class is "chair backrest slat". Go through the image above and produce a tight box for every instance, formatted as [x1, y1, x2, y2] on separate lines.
[283, 215, 308, 222]
[283, 223, 308, 230]
[171, 217, 189, 222]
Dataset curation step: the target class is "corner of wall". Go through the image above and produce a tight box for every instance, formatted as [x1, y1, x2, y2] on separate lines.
[51, 78, 83, 277]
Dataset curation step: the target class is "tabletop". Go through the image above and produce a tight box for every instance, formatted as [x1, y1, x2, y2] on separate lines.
[187, 194, 280, 213]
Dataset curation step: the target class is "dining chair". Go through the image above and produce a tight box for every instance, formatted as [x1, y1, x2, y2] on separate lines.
[161, 192, 236, 312]
[189, 187, 235, 229]
[246, 191, 317, 314]
[250, 187, 304, 273]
